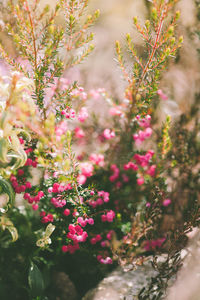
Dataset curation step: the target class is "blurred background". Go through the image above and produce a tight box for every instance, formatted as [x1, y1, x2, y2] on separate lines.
[82, 0, 200, 119]
[0, 0, 199, 118]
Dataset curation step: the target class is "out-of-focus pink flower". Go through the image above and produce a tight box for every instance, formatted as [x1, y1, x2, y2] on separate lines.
[163, 198, 171, 207]
[74, 127, 85, 138]
[89, 153, 105, 167]
[109, 106, 122, 116]
[103, 129, 115, 140]
[157, 89, 168, 100]
[78, 107, 88, 122]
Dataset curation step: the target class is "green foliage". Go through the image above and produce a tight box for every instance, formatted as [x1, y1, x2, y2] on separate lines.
[28, 262, 45, 298]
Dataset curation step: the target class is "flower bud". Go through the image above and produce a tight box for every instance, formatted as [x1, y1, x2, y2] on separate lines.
[136, 94, 141, 101]
[145, 20, 150, 30]
[126, 33, 131, 42]
[175, 10, 181, 20]
[168, 26, 174, 36]
[133, 16, 138, 25]
[151, 8, 157, 21]
[179, 36, 183, 44]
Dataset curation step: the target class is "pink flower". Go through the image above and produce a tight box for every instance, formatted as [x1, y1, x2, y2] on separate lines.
[133, 127, 152, 145]
[147, 165, 156, 177]
[122, 174, 129, 182]
[25, 182, 32, 189]
[63, 209, 70, 216]
[106, 230, 114, 240]
[55, 120, 67, 140]
[32, 204, 38, 210]
[101, 240, 110, 247]
[101, 214, 107, 222]
[74, 127, 85, 138]
[18, 169, 24, 176]
[137, 114, 151, 128]
[80, 162, 94, 177]
[116, 181, 122, 189]
[24, 193, 30, 200]
[123, 162, 138, 171]
[77, 174, 87, 185]
[78, 107, 88, 122]
[89, 153, 105, 167]
[103, 129, 115, 140]
[87, 218, 94, 225]
[100, 257, 113, 264]
[89, 89, 100, 100]
[157, 89, 168, 100]
[137, 177, 145, 185]
[62, 245, 68, 253]
[163, 198, 171, 207]
[109, 106, 122, 116]
[109, 164, 119, 182]
[106, 210, 115, 222]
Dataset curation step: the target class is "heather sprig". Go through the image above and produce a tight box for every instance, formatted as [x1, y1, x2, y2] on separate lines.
[0, 0, 99, 117]
[116, 0, 183, 121]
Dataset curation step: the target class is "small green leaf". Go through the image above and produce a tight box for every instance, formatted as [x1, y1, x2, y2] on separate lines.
[28, 263, 45, 298]
[0, 177, 15, 210]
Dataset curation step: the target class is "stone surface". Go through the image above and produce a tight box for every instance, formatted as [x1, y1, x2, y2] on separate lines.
[52, 272, 79, 300]
[166, 229, 200, 300]
[82, 262, 157, 300]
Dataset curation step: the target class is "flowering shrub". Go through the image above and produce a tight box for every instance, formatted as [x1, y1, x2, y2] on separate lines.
[0, 0, 199, 299]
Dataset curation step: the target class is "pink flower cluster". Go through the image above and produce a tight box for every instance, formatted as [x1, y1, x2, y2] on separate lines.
[123, 150, 156, 186]
[24, 190, 44, 205]
[133, 115, 152, 145]
[89, 190, 110, 208]
[109, 164, 120, 182]
[48, 182, 72, 194]
[62, 243, 79, 254]
[78, 107, 88, 122]
[109, 106, 122, 116]
[97, 255, 113, 265]
[40, 211, 54, 223]
[51, 197, 66, 208]
[144, 237, 166, 251]
[25, 157, 37, 167]
[136, 114, 151, 128]
[157, 89, 168, 101]
[163, 198, 171, 207]
[77, 216, 94, 226]
[101, 210, 115, 222]
[133, 127, 152, 145]
[10, 154, 44, 211]
[123, 162, 138, 171]
[90, 234, 102, 245]
[100, 240, 110, 247]
[67, 224, 88, 243]
[89, 153, 105, 167]
[77, 162, 94, 185]
[103, 129, 115, 140]
[74, 127, 85, 138]
[61, 108, 76, 119]
[133, 150, 155, 167]
[89, 88, 105, 100]
[55, 120, 68, 141]
[70, 87, 87, 101]
[10, 174, 31, 194]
